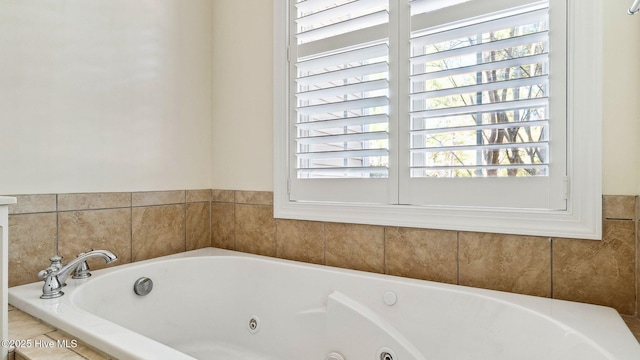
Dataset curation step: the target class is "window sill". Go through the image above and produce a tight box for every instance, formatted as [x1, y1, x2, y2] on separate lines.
[274, 194, 602, 240]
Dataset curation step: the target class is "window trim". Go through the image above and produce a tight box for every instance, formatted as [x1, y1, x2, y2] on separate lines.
[273, 0, 602, 240]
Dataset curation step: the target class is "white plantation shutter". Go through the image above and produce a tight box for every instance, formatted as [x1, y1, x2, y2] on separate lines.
[276, 0, 602, 239]
[286, 0, 567, 210]
[400, 0, 567, 209]
[290, 0, 393, 203]
[409, 4, 550, 177]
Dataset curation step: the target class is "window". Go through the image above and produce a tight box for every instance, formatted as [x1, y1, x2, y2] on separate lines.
[274, 0, 603, 239]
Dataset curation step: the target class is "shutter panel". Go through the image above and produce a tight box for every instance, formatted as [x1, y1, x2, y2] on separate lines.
[401, 0, 566, 209]
[288, 0, 566, 209]
[293, 0, 390, 180]
[409, 5, 550, 178]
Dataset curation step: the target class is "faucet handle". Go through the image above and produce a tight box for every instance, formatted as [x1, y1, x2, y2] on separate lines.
[72, 250, 93, 279]
[47, 256, 71, 287]
[37, 266, 65, 299]
[38, 256, 63, 279]
[72, 261, 91, 279]
[49, 256, 63, 270]
[37, 267, 55, 280]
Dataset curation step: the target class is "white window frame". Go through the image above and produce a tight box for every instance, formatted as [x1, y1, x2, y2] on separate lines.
[273, 0, 602, 240]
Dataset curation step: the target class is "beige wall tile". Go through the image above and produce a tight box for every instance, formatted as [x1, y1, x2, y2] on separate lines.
[7, 194, 56, 215]
[132, 205, 186, 261]
[235, 190, 273, 205]
[187, 202, 211, 251]
[459, 232, 551, 297]
[132, 190, 185, 207]
[276, 219, 324, 265]
[57, 192, 131, 211]
[603, 195, 636, 220]
[385, 227, 458, 284]
[58, 208, 132, 270]
[186, 189, 212, 203]
[8, 213, 57, 287]
[325, 223, 385, 273]
[553, 220, 636, 315]
[211, 202, 235, 250]
[212, 189, 235, 203]
[5, 188, 640, 321]
[235, 204, 276, 256]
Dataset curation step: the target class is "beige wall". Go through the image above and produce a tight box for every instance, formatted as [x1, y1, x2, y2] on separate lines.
[0, 0, 213, 195]
[211, 0, 274, 192]
[602, 0, 640, 195]
[1, 0, 639, 195]
[211, 0, 640, 195]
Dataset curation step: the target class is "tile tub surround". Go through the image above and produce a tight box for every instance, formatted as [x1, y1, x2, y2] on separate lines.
[214, 192, 640, 317]
[5, 190, 640, 319]
[7, 191, 212, 287]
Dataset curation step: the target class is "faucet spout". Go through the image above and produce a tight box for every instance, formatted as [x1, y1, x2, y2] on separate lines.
[57, 250, 118, 285]
[38, 250, 118, 299]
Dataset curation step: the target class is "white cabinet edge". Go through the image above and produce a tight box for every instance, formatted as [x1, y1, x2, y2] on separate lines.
[0, 197, 16, 206]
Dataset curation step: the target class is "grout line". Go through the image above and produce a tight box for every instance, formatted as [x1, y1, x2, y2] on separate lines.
[549, 237, 554, 299]
[456, 231, 460, 285]
[322, 222, 326, 265]
[382, 226, 386, 275]
[634, 196, 640, 318]
[130, 193, 133, 264]
[54, 195, 59, 256]
[233, 192, 237, 251]
[274, 216, 279, 258]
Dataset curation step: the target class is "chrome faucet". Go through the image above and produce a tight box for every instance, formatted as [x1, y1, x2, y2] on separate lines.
[37, 250, 118, 299]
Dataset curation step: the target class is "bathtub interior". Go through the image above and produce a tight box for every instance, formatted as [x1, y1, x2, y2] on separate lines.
[58, 250, 634, 360]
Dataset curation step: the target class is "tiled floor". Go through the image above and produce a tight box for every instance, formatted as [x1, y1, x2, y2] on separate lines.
[7, 306, 112, 360]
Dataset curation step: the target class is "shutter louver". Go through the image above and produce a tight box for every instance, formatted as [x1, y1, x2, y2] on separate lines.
[409, 2, 550, 178]
[294, 0, 390, 179]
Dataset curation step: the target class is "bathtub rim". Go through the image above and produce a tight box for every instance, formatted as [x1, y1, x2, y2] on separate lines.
[8, 247, 640, 360]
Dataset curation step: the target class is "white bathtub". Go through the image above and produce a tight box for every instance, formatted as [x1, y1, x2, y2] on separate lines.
[8, 248, 640, 360]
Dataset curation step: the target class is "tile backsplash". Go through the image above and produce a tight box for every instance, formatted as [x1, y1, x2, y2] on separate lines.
[6, 190, 639, 317]
[7, 190, 211, 287]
